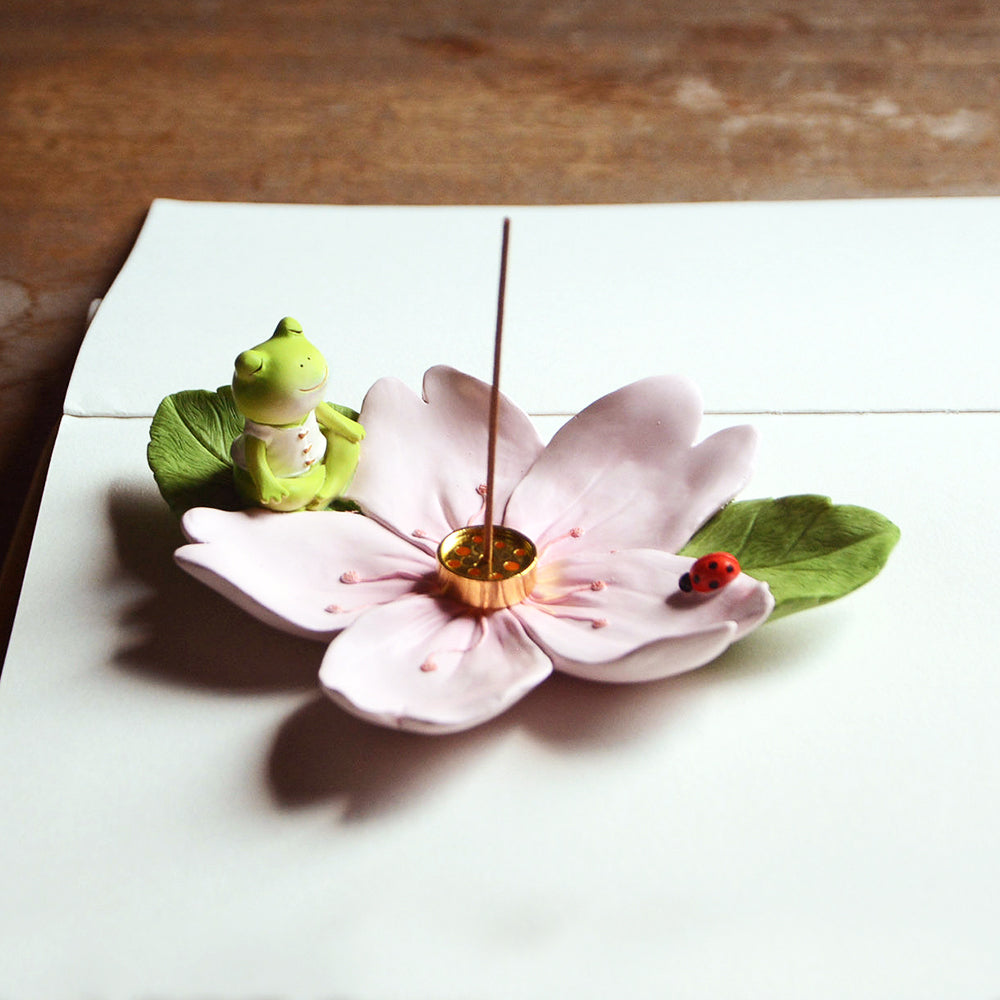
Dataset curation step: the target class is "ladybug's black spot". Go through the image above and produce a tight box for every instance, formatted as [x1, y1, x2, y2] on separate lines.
[708, 561, 718, 570]
[726, 565, 735, 573]
[709, 580, 720, 589]
[692, 574, 701, 584]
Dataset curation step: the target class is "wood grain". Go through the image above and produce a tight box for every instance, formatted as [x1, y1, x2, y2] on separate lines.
[2, 0, 1000, 600]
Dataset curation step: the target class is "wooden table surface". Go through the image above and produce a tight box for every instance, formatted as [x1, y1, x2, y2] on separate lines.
[2, 0, 999, 633]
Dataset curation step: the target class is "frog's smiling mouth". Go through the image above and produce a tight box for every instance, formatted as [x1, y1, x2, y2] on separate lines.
[299, 367, 329, 393]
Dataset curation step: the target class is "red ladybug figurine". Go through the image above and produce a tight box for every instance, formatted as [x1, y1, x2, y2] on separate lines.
[679, 552, 741, 593]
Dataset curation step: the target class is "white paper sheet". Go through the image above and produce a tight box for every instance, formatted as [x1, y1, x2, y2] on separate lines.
[4, 200, 1000, 997]
[67, 197, 1000, 418]
[3, 409, 998, 997]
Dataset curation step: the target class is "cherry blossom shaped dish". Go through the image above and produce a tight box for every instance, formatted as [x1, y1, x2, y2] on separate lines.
[176, 367, 774, 734]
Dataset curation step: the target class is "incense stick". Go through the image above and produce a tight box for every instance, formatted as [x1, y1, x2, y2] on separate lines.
[483, 218, 511, 576]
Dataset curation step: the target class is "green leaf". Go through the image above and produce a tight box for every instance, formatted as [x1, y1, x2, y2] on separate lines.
[147, 386, 246, 515]
[679, 495, 900, 620]
[329, 402, 361, 422]
[328, 497, 362, 513]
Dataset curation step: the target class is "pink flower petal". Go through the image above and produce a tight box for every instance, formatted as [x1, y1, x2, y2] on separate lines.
[177, 507, 433, 639]
[513, 548, 773, 682]
[319, 596, 553, 734]
[350, 367, 544, 553]
[503, 376, 757, 555]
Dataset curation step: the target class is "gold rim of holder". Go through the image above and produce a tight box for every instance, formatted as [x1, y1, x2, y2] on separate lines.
[436, 524, 538, 611]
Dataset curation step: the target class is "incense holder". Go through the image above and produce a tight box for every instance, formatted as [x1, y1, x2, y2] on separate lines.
[436, 525, 538, 610]
[166, 365, 899, 734]
[177, 366, 787, 733]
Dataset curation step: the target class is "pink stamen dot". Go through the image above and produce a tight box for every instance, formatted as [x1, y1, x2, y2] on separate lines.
[590, 580, 606, 591]
[592, 618, 609, 629]
[412, 529, 430, 539]
[476, 483, 488, 496]
[541, 526, 587, 556]
[340, 570, 360, 584]
[420, 659, 438, 672]
[324, 604, 344, 613]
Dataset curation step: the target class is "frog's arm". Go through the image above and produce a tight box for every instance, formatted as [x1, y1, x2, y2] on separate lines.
[310, 435, 362, 509]
[310, 406, 364, 510]
[243, 434, 288, 504]
[316, 402, 366, 444]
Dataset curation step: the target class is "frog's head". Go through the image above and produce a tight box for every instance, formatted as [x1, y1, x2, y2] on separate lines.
[232, 317, 329, 425]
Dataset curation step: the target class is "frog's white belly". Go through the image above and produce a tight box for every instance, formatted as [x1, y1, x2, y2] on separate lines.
[231, 411, 327, 478]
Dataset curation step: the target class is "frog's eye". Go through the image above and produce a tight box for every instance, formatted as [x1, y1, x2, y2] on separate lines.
[234, 349, 264, 377]
[273, 316, 304, 338]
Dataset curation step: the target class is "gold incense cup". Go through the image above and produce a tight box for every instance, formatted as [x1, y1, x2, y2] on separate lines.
[436, 525, 538, 611]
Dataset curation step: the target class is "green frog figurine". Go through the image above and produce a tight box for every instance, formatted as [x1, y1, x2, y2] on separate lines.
[230, 317, 365, 511]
